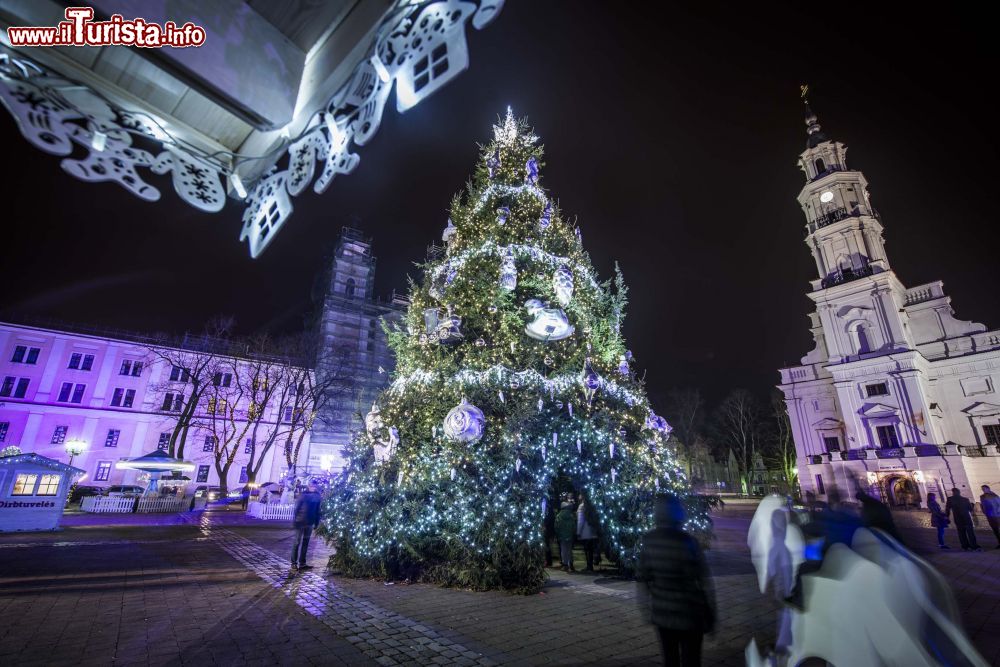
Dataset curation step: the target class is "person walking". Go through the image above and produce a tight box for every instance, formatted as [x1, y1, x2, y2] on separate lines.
[555, 501, 576, 572]
[856, 489, 903, 544]
[291, 480, 322, 571]
[240, 483, 251, 511]
[927, 492, 950, 549]
[637, 494, 715, 667]
[979, 485, 1000, 548]
[945, 487, 981, 551]
[577, 495, 599, 572]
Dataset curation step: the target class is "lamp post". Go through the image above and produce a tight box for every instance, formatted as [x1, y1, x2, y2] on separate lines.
[65, 439, 86, 467]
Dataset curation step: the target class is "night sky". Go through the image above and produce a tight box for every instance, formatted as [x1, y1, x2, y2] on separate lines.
[2, 2, 997, 408]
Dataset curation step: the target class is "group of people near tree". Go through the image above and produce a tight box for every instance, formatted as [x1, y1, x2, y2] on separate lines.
[547, 492, 600, 572]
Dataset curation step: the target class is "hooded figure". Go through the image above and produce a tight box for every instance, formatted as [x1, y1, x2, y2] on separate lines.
[637, 495, 715, 666]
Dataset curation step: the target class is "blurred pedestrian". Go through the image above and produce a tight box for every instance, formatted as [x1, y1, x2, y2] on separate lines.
[945, 488, 981, 551]
[856, 489, 902, 543]
[291, 480, 322, 571]
[577, 494, 598, 572]
[637, 494, 715, 667]
[240, 483, 251, 510]
[979, 485, 1000, 548]
[927, 492, 950, 549]
[555, 501, 576, 572]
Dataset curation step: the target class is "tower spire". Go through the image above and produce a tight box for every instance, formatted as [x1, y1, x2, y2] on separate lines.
[801, 85, 827, 148]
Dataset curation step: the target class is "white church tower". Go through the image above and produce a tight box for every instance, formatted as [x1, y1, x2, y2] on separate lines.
[779, 100, 1000, 507]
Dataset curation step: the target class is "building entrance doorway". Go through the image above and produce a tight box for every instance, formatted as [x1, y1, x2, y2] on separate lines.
[885, 475, 920, 508]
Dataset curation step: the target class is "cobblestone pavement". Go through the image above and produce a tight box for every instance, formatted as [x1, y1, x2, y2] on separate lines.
[2, 505, 999, 666]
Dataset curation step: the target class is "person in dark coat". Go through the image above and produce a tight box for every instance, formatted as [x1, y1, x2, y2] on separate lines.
[927, 492, 950, 549]
[637, 494, 715, 667]
[555, 501, 577, 572]
[855, 490, 902, 543]
[291, 480, 322, 571]
[945, 487, 981, 551]
[240, 483, 251, 510]
[980, 485, 1000, 548]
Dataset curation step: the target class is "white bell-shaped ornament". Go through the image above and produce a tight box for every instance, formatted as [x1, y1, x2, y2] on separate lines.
[524, 299, 574, 341]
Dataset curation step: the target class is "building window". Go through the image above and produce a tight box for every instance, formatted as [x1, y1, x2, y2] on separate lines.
[57, 382, 85, 403]
[985, 424, 1000, 446]
[169, 366, 189, 382]
[345, 278, 356, 298]
[157, 432, 171, 451]
[0, 421, 8, 442]
[105, 429, 120, 448]
[239, 466, 248, 484]
[206, 397, 227, 415]
[11, 345, 40, 364]
[110, 388, 136, 408]
[875, 424, 900, 449]
[814, 158, 825, 175]
[161, 392, 183, 411]
[865, 383, 889, 397]
[212, 372, 232, 388]
[51, 425, 68, 445]
[120, 360, 143, 376]
[95, 461, 112, 482]
[822, 436, 841, 452]
[815, 474, 825, 495]
[196, 465, 210, 483]
[203, 435, 216, 452]
[68, 353, 95, 370]
[244, 438, 254, 454]
[11, 473, 38, 495]
[36, 474, 60, 496]
[2, 376, 30, 399]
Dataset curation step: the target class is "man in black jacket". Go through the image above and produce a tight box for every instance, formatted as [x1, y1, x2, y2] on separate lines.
[945, 487, 981, 551]
[291, 480, 322, 571]
[637, 495, 715, 667]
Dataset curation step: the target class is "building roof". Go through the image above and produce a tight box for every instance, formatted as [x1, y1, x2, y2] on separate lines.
[0, 452, 86, 476]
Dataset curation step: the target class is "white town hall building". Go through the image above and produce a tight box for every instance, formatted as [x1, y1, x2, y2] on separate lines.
[778, 105, 1000, 507]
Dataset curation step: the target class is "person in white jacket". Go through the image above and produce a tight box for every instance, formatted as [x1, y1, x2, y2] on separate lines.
[577, 496, 599, 572]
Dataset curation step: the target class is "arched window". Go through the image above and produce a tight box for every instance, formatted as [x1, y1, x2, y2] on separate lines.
[345, 278, 356, 299]
[814, 158, 825, 175]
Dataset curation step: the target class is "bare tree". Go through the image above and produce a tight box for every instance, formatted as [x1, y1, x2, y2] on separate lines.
[199, 355, 255, 496]
[663, 388, 706, 476]
[144, 317, 235, 459]
[766, 390, 798, 493]
[711, 389, 764, 495]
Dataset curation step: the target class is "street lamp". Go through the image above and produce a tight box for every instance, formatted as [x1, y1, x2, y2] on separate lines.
[65, 439, 87, 467]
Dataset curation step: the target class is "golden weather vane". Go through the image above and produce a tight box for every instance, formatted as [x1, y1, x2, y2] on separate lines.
[800, 84, 810, 102]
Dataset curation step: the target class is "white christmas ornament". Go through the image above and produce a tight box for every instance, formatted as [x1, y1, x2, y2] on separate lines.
[498, 390, 505, 403]
[609, 443, 615, 459]
[618, 354, 630, 376]
[450, 467, 456, 481]
[515, 458, 522, 472]
[553, 264, 573, 307]
[611, 468, 617, 483]
[524, 299, 574, 341]
[443, 398, 485, 444]
[500, 253, 517, 291]
[442, 217, 458, 244]
[577, 437, 582, 454]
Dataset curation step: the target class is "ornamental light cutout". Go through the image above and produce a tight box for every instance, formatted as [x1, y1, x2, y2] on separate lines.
[0, 0, 505, 258]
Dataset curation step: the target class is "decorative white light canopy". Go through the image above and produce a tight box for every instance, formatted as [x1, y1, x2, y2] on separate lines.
[0, 0, 505, 258]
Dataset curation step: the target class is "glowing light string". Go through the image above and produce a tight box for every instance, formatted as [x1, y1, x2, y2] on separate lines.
[430, 241, 601, 291]
[388, 364, 644, 407]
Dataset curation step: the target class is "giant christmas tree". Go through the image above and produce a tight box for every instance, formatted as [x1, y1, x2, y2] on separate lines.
[323, 111, 707, 592]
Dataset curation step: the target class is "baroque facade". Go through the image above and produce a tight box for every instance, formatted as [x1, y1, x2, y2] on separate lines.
[0, 322, 301, 491]
[778, 106, 1000, 507]
[309, 228, 407, 471]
